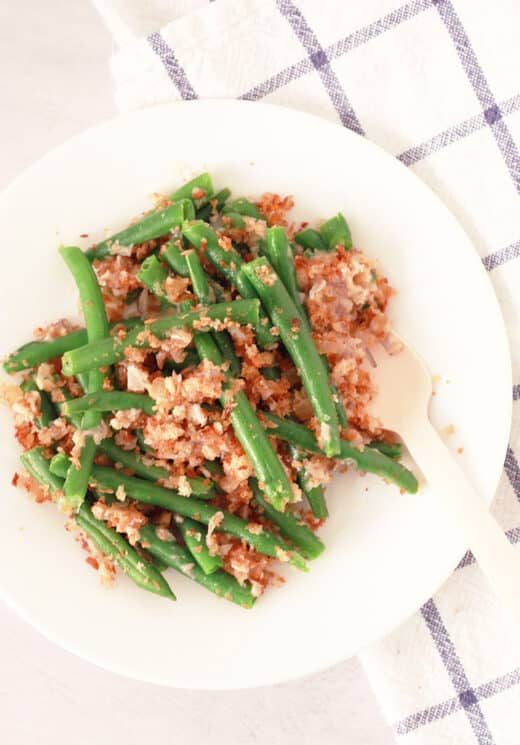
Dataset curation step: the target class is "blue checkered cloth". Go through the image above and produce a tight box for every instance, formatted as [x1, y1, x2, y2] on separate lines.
[95, 0, 520, 740]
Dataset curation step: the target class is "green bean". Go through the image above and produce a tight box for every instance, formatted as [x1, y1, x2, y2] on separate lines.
[194, 332, 295, 512]
[62, 391, 156, 417]
[177, 516, 223, 575]
[182, 221, 247, 292]
[263, 232, 347, 432]
[99, 439, 167, 480]
[77, 503, 175, 600]
[182, 221, 274, 349]
[263, 232, 349, 429]
[222, 198, 262, 219]
[60, 245, 109, 509]
[97, 439, 215, 498]
[5, 330, 90, 373]
[289, 445, 329, 519]
[257, 238, 268, 257]
[222, 212, 246, 229]
[3, 319, 141, 374]
[170, 173, 213, 203]
[135, 429, 158, 457]
[266, 235, 348, 430]
[214, 187, 231, 208]
[137, 255, 170, 302]
[75, 372, 90, 393]
[138, 523, 255, 608]
[185, 249, 241, 376]
[319, 213, 352, 251]
[60, 246, 110, 344]
[182, 253, 228, 310]
[61, 299, 260, 376]
[242, 258, 340, 457]
[264, 229, 350, 432]
[294, 228, 327, 253]
[299, 473, 328, 519]
[181, 199, 196, 221]
[20, 378, 57, 427]
[202, 459, 223, 477]
[64, 437, 97, 510]
[147, 552, 169, 573]
[50, 452, 70, 479]
[196, 187, 231, 221]
[21, 447, 65, 495]
[25, 440, 96, 522]
[331, 385, 348, 429]
[89, 465, 306, 570]
[160, 240, 189, 277]
[265, 226, 301, 307]
[249, 236, 349, 436]
[86, 200, 190, 260]
[263, 412, 418, 494]
[212, 332, 241, 376]
[250, 480, 324, 560]
[195, 205, 211, 222]
[185, 250, 212, 304]
[368, 440, 402, 459]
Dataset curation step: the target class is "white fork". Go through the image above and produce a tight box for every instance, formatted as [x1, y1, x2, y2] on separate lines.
[367, 335, 520, 619]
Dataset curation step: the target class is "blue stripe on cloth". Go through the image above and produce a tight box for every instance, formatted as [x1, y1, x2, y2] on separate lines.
[327, 0, 432, 59]
[275, 0, 364, 133]
[240, 57, 314, 102]
[147, 31, 197, 100]
[395, 667, 520, 735]
[457, 527, 520, 570]
[514, 385, 520, 401]
[482, 239, 520, 271]
[420, 599, 495, 743]
[241, 0, 430, 103]
[504, 446, 520, 502]
[399, 93, 520, 166]
[432, 0, 520, 195]
[457, 435, 520, 567]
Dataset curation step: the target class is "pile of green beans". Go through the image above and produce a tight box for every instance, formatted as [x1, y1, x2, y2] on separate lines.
[4, 172, 419, 610]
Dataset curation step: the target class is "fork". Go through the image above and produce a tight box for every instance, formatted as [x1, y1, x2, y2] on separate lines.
[367, 335, 520, 619]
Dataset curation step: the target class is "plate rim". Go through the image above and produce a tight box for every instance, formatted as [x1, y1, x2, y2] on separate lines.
[0, 99, 513, 689]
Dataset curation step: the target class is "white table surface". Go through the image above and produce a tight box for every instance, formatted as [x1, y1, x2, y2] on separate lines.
[0, 2, 393, 742]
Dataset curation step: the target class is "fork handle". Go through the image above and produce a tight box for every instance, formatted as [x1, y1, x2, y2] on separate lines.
[403, 420, 520, 620]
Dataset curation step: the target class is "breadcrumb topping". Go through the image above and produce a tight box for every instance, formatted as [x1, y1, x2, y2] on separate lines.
[92, 500, 148, 546]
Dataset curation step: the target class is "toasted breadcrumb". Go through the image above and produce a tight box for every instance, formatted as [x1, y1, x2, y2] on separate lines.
[66, 519, 117, 586]
[33, 319, 79, 341]
[92, 500, 148, 546]
[206, 511, 224, 556]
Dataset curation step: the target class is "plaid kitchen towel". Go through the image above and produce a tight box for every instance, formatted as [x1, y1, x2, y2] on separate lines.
[94, 0, 520, 741]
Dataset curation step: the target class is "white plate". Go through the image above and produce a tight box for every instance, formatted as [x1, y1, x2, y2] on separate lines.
[0, 101, 511, 689]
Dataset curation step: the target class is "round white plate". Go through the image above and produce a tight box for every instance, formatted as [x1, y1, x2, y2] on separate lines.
[0, 101, 511, 689]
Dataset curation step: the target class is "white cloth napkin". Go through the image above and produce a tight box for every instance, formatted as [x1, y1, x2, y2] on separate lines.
[94, 0, 520, 741]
